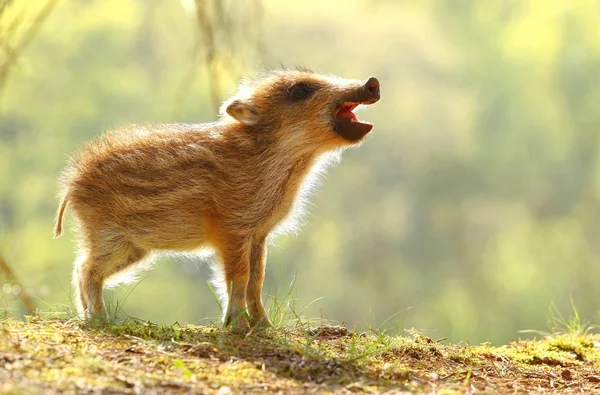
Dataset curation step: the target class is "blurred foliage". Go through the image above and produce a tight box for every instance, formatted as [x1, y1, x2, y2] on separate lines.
[0, 0, 58, 98]
[174, 0, 263, 113]
[1, 0, 599, 344]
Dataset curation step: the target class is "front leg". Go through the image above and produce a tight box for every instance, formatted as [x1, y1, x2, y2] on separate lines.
[220, 243, 251, 332]
[247, 236, 272, 327]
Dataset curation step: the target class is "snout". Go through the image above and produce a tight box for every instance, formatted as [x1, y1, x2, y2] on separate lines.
[342, 76, 381, 104]
[363, 77, 380, 103]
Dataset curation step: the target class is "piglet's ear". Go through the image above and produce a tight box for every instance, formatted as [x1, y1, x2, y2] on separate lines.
[223, 98, 260, 125]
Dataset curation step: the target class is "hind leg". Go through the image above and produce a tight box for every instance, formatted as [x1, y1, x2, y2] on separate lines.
[101, 244, 149, 284]
[74, 252, 109, 320]
[72, 255, 88, 316]
[74, 239, 148, 321]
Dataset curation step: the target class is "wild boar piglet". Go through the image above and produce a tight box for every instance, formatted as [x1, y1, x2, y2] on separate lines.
[54, 68, 381, 330]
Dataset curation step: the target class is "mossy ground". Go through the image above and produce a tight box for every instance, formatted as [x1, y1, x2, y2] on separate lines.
[1, 316, 600, 394]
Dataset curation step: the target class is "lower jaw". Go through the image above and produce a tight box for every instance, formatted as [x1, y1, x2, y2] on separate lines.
[333, 122, 373, 142]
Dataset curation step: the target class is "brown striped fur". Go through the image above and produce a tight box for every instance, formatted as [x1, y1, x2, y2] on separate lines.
[54, 69, 380, 330]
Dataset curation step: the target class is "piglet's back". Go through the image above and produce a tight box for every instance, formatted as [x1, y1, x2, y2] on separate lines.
[59, 123, 226, 224]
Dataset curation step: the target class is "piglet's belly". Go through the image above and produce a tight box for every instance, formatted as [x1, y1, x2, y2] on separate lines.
[119, 213, 207, 251]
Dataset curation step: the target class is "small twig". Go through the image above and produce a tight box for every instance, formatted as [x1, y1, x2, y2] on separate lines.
[0, 0, 59, 104]
[0, 1, 13, 18]
[173, 0, 263, 117]
[0, 255, 36, 314]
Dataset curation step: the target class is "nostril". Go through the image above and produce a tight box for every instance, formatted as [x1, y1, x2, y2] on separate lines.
[365, 77, 380, 96]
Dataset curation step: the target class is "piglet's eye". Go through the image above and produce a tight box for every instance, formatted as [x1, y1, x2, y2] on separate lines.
[288, 83, 317, 102]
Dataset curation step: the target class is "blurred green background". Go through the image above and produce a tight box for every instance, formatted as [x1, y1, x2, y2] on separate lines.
[1, 0, 599, 345]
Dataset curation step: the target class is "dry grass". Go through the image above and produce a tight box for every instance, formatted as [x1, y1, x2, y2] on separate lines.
[1, 316, 600, 394]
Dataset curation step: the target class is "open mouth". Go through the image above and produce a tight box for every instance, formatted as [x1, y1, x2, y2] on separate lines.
[333, 101, 374, 141]
[336, 103, 361, 123]
[332, 77, 380, 142]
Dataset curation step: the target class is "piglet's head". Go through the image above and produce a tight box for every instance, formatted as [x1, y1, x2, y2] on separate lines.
[222, 68, 380, 149]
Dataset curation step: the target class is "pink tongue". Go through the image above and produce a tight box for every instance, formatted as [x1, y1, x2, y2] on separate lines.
[337, 109, 357, 121]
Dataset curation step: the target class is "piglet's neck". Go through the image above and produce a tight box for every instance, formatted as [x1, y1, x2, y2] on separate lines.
[230, 121, 324, 166]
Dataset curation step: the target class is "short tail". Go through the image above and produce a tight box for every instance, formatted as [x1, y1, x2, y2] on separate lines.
[53, 194, 69, 238]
